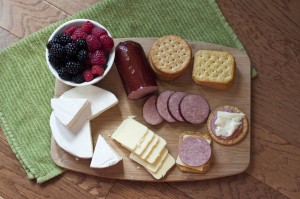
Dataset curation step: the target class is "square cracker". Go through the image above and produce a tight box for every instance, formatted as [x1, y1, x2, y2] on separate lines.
[192, 50, 235, 90]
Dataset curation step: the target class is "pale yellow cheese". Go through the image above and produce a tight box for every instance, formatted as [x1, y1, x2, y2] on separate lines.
[140, 135, 159, 159]
[111, 118, 148, 151]
[130, 148, 168, 173]
[145, 136, 166, 164]
[134, 130, 155, 156]
[148, 154, 175, 179]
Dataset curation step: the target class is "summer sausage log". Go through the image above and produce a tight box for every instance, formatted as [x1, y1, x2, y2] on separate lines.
[114, 41, 158, 100]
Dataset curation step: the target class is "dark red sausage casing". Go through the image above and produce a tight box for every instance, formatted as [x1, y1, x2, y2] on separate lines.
[114, 41, 158, 100]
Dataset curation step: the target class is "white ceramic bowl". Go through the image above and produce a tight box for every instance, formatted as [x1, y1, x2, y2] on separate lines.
[46, 19, 115, 87]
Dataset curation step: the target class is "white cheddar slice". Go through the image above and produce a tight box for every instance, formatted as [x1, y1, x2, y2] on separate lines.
[145, 136, 167, 164]
[50, 104, 93, 158]
[51, 98, 89, 128]
[149, 154, 175, 180]
[140, 135, 159, 160]
[134, 130, 155, 156]
[61, 85, 118, 120]
[130, 148, 168, 173]
[111, 118, 148, 151]
[90, 135, 122, 168]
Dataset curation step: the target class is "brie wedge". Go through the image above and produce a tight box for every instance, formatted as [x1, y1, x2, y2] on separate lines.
[51, 98, 89, 128]
[60, 85, 118, 120]
[90, 135, 122, 168]
[50, 103, 93, 159]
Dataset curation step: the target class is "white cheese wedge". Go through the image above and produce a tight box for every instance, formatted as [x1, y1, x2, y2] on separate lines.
[145, 136, 167, 164]
[215, 111, 245, 137]
[50, 103, 93, 158]
[134, 130, 155, 156]
[130, 148, 168, 173]
[90, 135, 122, 168]
[140, 135, 159, 160]
[176, 135, 211, 171]
[111, 118, 148, 151]
[61, 85, 118, 120]
[51, 98, 89, 128]
[148, 154, 175, 179]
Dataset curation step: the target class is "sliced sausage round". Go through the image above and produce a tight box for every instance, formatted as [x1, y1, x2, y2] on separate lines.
[178, 136, 211, 167]
[143, 95, 164, 125]
[180, 94, 209, 124]
[156, 90, 176, 122]
[168, 92, 188, 122]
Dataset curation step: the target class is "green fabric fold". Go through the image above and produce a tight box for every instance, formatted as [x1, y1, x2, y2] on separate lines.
[0, 0, 252, 183]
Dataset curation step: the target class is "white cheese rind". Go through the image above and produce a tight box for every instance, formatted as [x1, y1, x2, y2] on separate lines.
[215, 111, 245, 137]
[51, 98, 89, 128]
[50, 106, 93, 158]
[60, 85, 118, 120]
[90, 135, 122, 168]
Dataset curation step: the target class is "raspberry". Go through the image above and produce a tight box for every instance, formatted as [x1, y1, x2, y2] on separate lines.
[99, 35, 114, 53]
[77, 49, 88, 63]
[64, 26, 77, 35]
[83, 69, 94, 82]
[65, 61, 83, 75]
[90, 50, 107, 65]
[86, 35, 101, 52]
[64, 43, 78, 56]
[57, 67, 72, 81]
[71, 28, 87, 41]
[81, 21, 94, 34]
[75, 38, 87, 50]
[91, 27, 108, 38]
[50, 43, 65, 58]
[72, 73, 85, 83]
[91, 65, 105, 76]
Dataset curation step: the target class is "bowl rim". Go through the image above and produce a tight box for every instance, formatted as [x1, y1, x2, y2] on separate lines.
[45, 19, 115, 87]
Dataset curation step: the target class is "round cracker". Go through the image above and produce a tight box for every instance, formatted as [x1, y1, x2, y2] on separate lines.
[149, 35, 192, 77]
[207, 105, 248, 145]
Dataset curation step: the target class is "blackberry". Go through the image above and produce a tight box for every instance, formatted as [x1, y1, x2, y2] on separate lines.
[46, 40, 56, 49]
[64, 43, 77, 56]
[57, 67, 72, 80]
[49, 43, 65, 58]
[77, 49, 87, 63]
[72, 73, 85, 83]
[48, 54, 65, 70]
[75, 38, 87, 50]
[54, 33, 72, 45]
[65, 61, 83, 75]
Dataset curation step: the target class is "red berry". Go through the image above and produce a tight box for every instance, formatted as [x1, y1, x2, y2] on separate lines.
[91, 27, 108, 38]
[83, 69, 94, 82]
[91, 65, 105, 76]
[90, 50, 107, 65]
[86, 35, 101, 52]
[64, 26, 77, 35]
[81, 21, 94, 34]
[71, 28, 87, 41]
[99, 35, 114, 53]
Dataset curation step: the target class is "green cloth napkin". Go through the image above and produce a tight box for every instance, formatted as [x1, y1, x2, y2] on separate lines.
[0, 0, 252, 183]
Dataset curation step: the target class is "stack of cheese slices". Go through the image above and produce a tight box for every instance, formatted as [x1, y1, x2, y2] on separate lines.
[50, 85, 122, 168]
[111, 118, 175, 179]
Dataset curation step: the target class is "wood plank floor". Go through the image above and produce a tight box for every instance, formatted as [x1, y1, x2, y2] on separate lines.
[0, 0, 299, 198]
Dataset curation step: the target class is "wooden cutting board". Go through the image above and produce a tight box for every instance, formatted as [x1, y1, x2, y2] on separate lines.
[51, 37, 251, 181]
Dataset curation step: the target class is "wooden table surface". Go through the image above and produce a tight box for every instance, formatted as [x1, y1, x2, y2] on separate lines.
[0, 0, 299, 198]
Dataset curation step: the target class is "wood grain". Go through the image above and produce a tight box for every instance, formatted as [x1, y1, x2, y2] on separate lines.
[0, 0, 68, 37]
[51, 38, 251, 181]
[0, 0, 299, 198]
